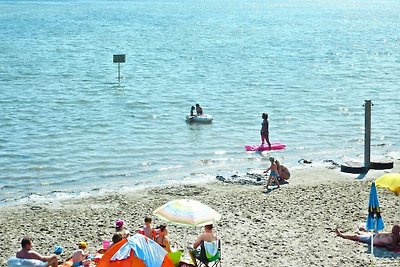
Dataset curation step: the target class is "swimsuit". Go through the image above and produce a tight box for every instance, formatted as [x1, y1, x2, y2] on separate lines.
[270, 171, 278, 177]
[156, 237, 166, 248]
[72, 261, 82, 267]
[358, 233, 374, 244]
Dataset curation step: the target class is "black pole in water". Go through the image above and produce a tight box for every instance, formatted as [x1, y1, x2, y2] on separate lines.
[118, 63, 121, 82]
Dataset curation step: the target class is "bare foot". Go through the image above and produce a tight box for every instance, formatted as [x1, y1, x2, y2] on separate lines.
[335, 229, 343, 237]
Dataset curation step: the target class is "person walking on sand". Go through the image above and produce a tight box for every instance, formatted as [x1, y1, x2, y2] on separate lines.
[16, 236, 58, 267]
[335, 224, 400, 250]
[261, 113, 271, 149]
[195, 104, 203, 116]
[264, 157, 280, 190]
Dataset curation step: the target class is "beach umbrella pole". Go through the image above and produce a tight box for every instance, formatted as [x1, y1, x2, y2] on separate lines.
[370, 231, 373, 256]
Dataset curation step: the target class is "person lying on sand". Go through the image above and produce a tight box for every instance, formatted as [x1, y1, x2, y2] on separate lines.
[16, 236, 58, 267]
[336, 224, 400, 250]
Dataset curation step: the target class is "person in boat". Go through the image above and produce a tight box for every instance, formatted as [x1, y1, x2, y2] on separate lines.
[155, 224, 172, 253]
[71, 242, 90, 267]
[260, 113, 271, 149]
[16, 236, 58, 267]
[195, 104, 203, 116]
[335, 224, 400, 250]
[190, 106, 196, 117]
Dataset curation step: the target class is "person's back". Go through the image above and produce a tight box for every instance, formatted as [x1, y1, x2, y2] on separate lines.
[193, 224, 216, 249]
[374, 225, 400, 248]
[195, 104, 203, 116]
[72, 242, 90, 267]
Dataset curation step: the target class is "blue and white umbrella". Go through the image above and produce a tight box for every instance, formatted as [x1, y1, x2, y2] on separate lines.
[365, 181, 384, 255]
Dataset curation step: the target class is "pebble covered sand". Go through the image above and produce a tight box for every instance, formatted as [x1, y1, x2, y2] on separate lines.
[1, 162, 399, 267]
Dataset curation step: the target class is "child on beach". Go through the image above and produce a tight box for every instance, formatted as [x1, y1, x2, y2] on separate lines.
[260, 113, 271, 149]
[115, 219, 130, 238]
[264, 157, 280, 190]
[71, 242, 90, 267]
[137, 216, 157, 240]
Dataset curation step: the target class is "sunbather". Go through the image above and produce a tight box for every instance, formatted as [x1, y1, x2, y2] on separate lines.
[188, 224, 217, 266]
[137, 216, 157, 240]
[155, 225, 172, 253]
[16, 236, 58, 267]
[336, 224, 400, 250]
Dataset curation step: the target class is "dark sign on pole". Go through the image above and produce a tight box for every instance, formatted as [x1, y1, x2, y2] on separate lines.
[113, 54, 126, 82]
[113, 54, 126, 63]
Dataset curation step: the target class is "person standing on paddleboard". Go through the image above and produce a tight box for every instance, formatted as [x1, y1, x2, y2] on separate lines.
[260, 113, 271, 150]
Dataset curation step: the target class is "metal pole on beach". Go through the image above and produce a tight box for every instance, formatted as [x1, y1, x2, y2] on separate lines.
[364, 100, 372, 170]
[371, 231, 374, 256]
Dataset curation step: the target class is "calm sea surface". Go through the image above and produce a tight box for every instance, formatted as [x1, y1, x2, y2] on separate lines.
[1, 0, 399, 205]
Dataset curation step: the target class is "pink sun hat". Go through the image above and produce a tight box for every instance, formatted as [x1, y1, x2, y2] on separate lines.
[115, 219, 125, 228]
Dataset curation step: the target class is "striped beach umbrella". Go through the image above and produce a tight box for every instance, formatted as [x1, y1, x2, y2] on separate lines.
[153, 199, 221, 227]
[365, 181, 384, 256]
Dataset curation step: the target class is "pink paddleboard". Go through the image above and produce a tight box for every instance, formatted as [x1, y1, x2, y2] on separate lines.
[245, 142, 286, 152]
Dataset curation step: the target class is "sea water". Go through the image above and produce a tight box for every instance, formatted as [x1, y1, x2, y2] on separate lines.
[1, 0, 399, 205]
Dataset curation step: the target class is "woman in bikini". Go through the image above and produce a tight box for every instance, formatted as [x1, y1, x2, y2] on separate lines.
[155, 225, 172, 253]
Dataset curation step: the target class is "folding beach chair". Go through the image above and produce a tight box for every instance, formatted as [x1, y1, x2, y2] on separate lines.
[195, 240, 221, 267]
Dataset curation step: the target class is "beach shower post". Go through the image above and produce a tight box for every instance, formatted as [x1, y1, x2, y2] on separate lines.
[113, 54, 126, 82]
[341, 99, 393, 174]
[364, 100, 372, 170]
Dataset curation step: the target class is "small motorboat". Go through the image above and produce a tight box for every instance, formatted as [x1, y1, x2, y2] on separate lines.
[186, 114, 213, 123]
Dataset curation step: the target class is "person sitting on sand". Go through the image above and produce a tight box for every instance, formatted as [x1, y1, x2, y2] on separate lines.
[276, 160, 290, 181]
[188, 224, 217, 266]
[72, 242, 90, 267]
[264, 157, 280, 190]
[16, 236, 58, 267]
[155, 224, 172, 253]
[336, 224, 400, 250]
[137, 216, 157, 240]
[115, 219, 130, 238]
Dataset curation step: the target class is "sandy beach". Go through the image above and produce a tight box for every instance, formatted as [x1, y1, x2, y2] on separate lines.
[1, 161, 399, 267]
